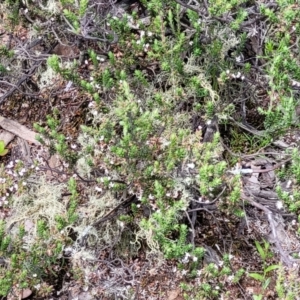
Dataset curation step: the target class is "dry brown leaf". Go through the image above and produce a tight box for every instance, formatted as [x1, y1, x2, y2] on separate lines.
[0, 116, 40, 145]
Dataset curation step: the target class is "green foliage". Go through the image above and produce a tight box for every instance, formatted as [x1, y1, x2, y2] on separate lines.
[56, 177, 79, 230]
[34, 109, 78, 165]
[0, 140, 8, 156]
[248, 240, 280, 297]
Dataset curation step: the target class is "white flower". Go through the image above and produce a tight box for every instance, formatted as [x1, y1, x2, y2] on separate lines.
[71, 144, 77, 149]
[187, 163, 195, 169]
[192, 256, 198, 262]
[235, 55, 242, 62]
[95, 186, 102, 192]
[140, 30, 145, 37]
[148, 194, 154, 200]
[109, 182, 114, 188]
[22, 181, 27, 186]
[182, 269, 188, 275]
[136, 40, 141, 45]
[276, 201, 284, 210]
[189, 41, 193, 45]
[6, 161, 14, 169]
[147, 31, 153, 37]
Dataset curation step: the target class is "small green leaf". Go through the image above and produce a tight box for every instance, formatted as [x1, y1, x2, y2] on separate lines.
[255, 240, 267, 260]
[264, 264, 280, 274]
[248, 273, 264, 282]
[263, 277, 271, 290]
[0, 140, 8, 156]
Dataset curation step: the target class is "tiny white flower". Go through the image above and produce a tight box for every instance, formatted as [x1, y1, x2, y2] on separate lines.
[189, 41, 193, 45]
[187, 163, 195, 169]
[241, 75, 245, 80]
[71, 144, 77, 149]
[90, 76, 94, 81]
[147, 31, 153, 37]
[85, 60, 89, 65]
[100, 57, 105, 62]
[6, 66, 11, 71]
[286, 179, 292, 189]
[51, 17, 54, 21]
[276, 201, 284, 210]
[226, 69, 230, 75]
[109, 182, 114, 188]
[235, 55, 242, 63]
[95, 186, 102, 192]
[192, 256, 198, 262]
[182, 269, 188, 275]
[166, 193, 171, 197]
[35, 166, 40, 171]
[236, 72, 241, 78]
[24, 8, 28, 14]
[148, 194, 154, 200]
[22, 181, 27, 186]
[6, 161, 14, 169]
[136, 40, 141, 45]
[140, 30, 145, 37]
